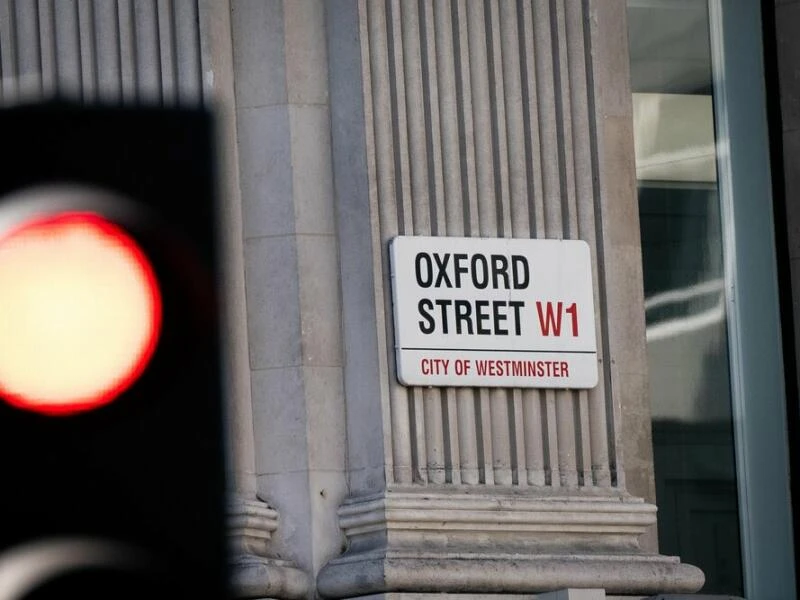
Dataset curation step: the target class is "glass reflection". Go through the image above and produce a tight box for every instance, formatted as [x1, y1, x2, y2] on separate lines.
[627, 1, 743, 595]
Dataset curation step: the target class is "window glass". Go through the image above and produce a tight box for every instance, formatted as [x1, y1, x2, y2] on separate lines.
[627, 1, 743, 595]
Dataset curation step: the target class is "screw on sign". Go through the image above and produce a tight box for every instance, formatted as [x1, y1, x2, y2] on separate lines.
[0, 105, 229, 599]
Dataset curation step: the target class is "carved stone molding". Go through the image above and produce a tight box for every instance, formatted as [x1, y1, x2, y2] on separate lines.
[317, 489, 704, 598]
[228, 496, 279, 558]
[336, 488, 657, 554]
[228, 496, 309, 600]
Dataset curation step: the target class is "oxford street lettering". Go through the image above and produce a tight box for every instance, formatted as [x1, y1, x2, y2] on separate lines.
[389, 236, 598, 389]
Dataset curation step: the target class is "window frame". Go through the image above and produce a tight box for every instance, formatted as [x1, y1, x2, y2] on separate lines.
[708, 0, 796, 596]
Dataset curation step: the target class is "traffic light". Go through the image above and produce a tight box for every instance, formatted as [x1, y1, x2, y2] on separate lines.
[0, 104, 228, 598]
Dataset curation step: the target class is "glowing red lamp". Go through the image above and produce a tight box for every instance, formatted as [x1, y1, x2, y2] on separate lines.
[0, 212, 161, 416]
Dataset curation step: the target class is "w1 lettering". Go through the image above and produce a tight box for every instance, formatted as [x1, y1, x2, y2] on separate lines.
[536, 301, 578, 337]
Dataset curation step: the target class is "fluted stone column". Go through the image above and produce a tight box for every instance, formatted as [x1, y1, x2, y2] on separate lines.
[318, 0, 703, 596]
[0, 0, 205, 106]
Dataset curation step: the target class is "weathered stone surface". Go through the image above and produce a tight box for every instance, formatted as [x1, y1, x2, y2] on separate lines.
[228, 496, 310, 599]
[316, 490, 703, 598]
[318, 551, 702, 598]
[231, 555, 309, 600]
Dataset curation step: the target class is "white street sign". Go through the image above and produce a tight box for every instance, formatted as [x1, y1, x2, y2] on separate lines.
[389, 236, 598, 388]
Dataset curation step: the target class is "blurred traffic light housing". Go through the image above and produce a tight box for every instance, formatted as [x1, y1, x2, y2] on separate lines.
[0, 104, 228, 598]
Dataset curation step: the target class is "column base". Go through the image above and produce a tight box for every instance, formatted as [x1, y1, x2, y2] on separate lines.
[331, 591, 606, 600]
[316, 489, 703, 598]
[231, 554, 309, 600]
[228, 496, 309, 599]
[317, 550, 703, 597]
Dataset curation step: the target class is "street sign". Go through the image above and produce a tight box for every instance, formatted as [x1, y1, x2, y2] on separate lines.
[389, 236, 598, 388]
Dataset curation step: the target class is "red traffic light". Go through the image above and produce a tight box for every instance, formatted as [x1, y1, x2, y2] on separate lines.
[0, 211, 161, 416]
[0, 106, 228, 598]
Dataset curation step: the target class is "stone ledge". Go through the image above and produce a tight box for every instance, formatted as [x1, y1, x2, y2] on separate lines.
[346, 591, 605, 600]
[316, 552, 704, 598]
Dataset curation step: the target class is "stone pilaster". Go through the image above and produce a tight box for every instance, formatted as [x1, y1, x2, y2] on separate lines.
[228, 0, 348, 590]
[321, 0, 703, 596]
[202, 1, 311, 597]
